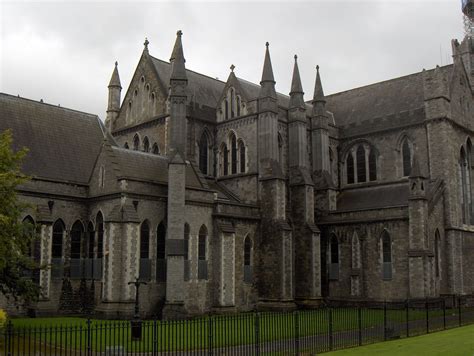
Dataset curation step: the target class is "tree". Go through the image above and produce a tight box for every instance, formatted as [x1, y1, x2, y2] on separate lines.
[0, 129, 40, 303]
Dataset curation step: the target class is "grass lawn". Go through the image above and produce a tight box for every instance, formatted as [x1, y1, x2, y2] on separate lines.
[325, 324, 474, 356]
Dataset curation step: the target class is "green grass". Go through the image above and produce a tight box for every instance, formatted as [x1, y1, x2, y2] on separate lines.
[324, 323, 474, 355]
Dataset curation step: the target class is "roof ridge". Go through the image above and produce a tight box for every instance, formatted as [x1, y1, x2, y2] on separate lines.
[0, 92, 99, 119]
[112, 146, 169, 159]
[149, 55, 226, 84]
[324, 64, 453, 99]
[236, 76, 291, 99]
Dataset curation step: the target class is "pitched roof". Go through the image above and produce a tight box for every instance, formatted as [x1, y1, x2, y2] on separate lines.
[150, 56, 225, 108]
[111, 147, 203, 188]
[324, 65, 453, 128]
[336, 184, 409, 211]
[0, 93, 104, 184]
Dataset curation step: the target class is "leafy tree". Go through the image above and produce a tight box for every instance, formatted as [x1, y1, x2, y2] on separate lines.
[0, 129, 40, 303]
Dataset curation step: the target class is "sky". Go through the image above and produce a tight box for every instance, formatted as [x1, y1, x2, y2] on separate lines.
[0, 0, 466, 120]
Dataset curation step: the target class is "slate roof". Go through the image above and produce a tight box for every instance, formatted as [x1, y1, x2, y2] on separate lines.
[325, 65, 453, 128]
[0, 93, 104, 184]
[111, 147, 203, 188]
[336, 184, 410, 211]
[151, 56, 225, 108]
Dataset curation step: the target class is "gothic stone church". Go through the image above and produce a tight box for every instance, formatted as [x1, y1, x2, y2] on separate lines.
[0, 28, 473, 318]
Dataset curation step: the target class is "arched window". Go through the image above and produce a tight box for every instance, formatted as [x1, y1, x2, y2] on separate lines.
[356, 145, 366, 183]
[22, 216, 39, 283]
[220, 143, 229, 176]
[329, 234, 339, 280]
[70, 221, 84, 279]
[70, 221, 84, 260]
[278, 134, 283, 165]
[139, 221, 151, 280]
[402, 139, 411, 177]
[346, 154, 354, 184]
[199, 133, 209, 175]
[225, 100, 229, 120]
[369, 149, 377, 181]
[87, 222, 95, 259]
[184, 223, 190, 281]
[230, 89, 235, 118]
[52, 219, 65, 279]
[237, 96, 241, 117]
[230, 133, 237, 174]
[143, 137, 150, 153]
[244, 236, 252, 283]
[466, 140, 473, 224]
[239, 140, 246, 173]
[435, 229, 440, 278]
[133, 134, 140, 151]
[198, 225, 208, 280]
[460, 147, 468, 224]
[382, 230, 392, 280]
[124, 142, 129, 149]
[156, 222, 166, 282]
[96, 212, 104, 259]
[152, 143, 160, 155]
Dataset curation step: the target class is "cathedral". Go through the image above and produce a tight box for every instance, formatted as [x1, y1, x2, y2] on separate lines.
[0, 9, 473, 318]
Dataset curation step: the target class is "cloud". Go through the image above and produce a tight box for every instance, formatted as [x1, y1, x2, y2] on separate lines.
[0, 1, 465, 119]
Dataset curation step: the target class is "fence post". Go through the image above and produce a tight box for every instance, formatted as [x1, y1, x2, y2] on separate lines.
[153, 319, 157, 356]
[358, 306, 362, 346]
[458, 296, 462, 327]
[6, 320, 12, 356]
[86, 318, 91, 356]
[383, 300, 387, 341]
[443, 299, 446, 330]
[425, 298, 429, 334]
[329, 308, 333, 351]
[405, 299, 409, 337]
[255, 312, 260, 356]
[208, 316, 213, 356]
[295, 311, 300, 356]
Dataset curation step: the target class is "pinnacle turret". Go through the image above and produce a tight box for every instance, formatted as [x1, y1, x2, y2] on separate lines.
[170, 30, 187, 81]
[108, 61, 121, 88]
[259, 42, 277, 99]
[289, 55, 305, 109]
[312, 65, 326, 117]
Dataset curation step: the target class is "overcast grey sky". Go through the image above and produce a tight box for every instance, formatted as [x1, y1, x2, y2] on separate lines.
[0, 0, 465, 119]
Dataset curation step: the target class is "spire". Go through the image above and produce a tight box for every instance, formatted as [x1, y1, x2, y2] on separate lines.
[108, 61, 121, 88]
[170, 30, 187, 81]
[259, 42, 277, 99]
[289, 55, 305, 109]
[312, 65, 325, 103]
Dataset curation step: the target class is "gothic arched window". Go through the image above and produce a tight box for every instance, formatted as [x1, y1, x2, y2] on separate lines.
[435, 229, 440, 278]
[199, 133, 209, 175]
[346, 154, 354, 184]
[139, 220, 151, 280]
[70, 221, 84, 260]
[230, 89, 235, 118]
[356, 145, 366, 183]
[230, 133, 237, 174]
[143, 137, 150, 153]
[87, 222, 94, 259]
[152, 143, 160, 155]
[133, 134, 140, 151]
[460, 147, 469, 224]
[402, 139, 411, 177]
[225, 100, 229, 120]
[124, 142, 129, 149]
[329, 234, 339, 280]
[220, 143, 229, 176]
[237, 96, 241, 117]
[239, 140, 246, 173]
[369, 149, 377, 181]
[382, 230, 392, 280]
[156, 222, 166, 282]
[244, 235, 252, 283]
[198, 225, 208, 280]
[51, 219, 65, 279]
[96, 212, 104, 259]
[184, 223, 190, 281]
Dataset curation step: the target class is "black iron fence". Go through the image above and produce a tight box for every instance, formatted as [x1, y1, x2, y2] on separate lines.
[2, 296, 474, 355]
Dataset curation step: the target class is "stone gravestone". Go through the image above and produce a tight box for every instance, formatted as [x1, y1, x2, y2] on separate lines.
[105, 346, 125, 355]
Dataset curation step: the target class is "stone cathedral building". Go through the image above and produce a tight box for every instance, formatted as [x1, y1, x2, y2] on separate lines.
[1, 16, 473, 318]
